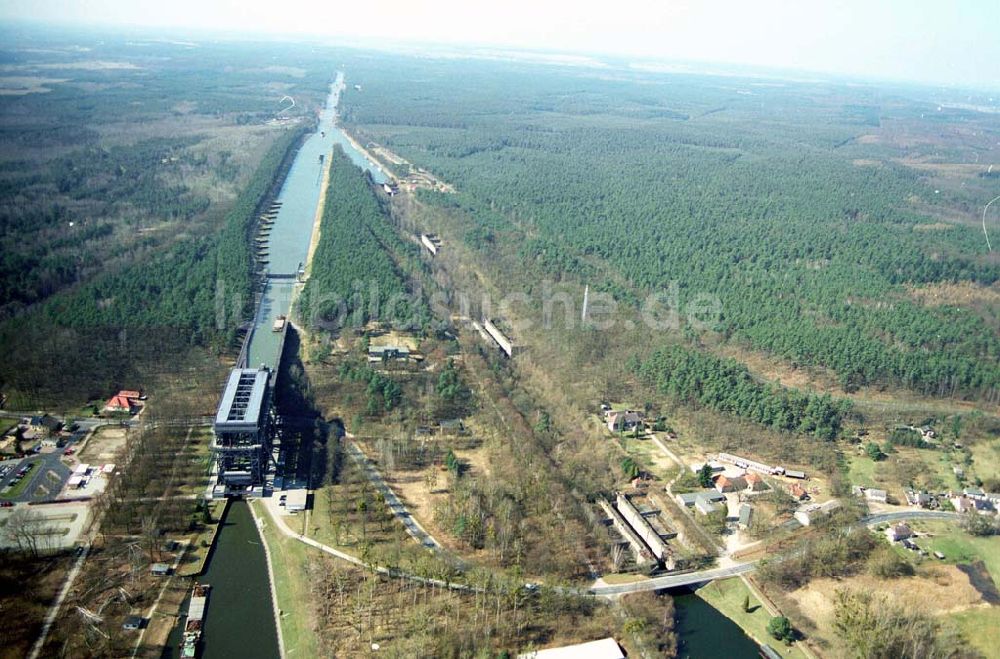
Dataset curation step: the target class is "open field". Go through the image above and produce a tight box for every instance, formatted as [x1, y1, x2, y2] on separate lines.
[951, 606, 1000, 657]
[784, 565, 992, 654]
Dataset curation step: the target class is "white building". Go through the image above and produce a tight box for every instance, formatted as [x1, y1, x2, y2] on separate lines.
[519, 638, 625, 659]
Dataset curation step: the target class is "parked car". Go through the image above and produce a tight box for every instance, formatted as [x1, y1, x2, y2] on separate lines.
[0, 501, 14, 507]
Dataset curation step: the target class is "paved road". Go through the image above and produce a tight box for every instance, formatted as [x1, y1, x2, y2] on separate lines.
[862, 510, 961, 526]
[588, 509, 965, 596]
[344, 440, 442, 551]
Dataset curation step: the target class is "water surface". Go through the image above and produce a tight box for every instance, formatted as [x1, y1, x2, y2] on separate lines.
[672, 587, 760, 658]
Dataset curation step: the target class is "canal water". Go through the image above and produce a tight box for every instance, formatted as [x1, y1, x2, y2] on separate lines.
[162, 501, 279, 659]
[672, 588, 760, 658]
[248, 71, 387, 370]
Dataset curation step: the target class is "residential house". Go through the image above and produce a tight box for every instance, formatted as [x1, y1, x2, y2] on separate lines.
[963, 487, 986, 500]
[952, 496, 974, 514]
[368, 345, 410, 362]
[714, 474, 747, 493]
[886, 523, 913, 542]
[104, 390, 142, 414]
[972, 498, 995, 514]
[606, 410, 643, 433]
[104, 395, 134, 414]
[744, 472, 769, 492]
[905, 489, 933, 507]
[122, 616, 144, 631]
[28, 414, 62, 436]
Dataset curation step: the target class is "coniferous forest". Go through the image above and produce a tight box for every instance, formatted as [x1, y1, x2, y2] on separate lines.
[338, 56, 1000, 404]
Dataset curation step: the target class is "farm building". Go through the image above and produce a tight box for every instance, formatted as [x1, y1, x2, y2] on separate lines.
[794, 499, 840, 526]
[714, 474, 747, 493]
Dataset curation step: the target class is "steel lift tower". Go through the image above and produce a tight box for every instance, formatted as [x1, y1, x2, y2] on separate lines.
[212, 366, 272, 497]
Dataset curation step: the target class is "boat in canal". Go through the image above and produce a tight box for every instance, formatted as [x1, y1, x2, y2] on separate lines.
[180, 583, 211, 658]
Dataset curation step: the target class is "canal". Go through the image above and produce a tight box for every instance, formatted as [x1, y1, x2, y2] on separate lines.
[169, 70, 760, 659]
[672, 588, 760, 658]
[248, 70, 388, 371]
[163, 71, 388, 658]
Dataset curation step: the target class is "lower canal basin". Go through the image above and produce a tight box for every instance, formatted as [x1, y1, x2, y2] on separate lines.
[162, 501, 278, 658]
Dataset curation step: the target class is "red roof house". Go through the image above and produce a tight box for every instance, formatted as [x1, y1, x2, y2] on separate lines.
[104, 395, 134, 413]
[788, 483, 808, 500]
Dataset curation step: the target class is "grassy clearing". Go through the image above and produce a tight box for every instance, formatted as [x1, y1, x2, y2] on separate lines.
[951, 606, 1000, 657]
[253, 501, 321, 659]
[844, 452, 879, 487]
[969, 439, 1000, 482]
[697, 578, 808, 658]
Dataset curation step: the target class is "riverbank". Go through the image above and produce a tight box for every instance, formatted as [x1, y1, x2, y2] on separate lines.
[177, 500, 227, 578]
[251, 500, 321, 658]
[696, 578, 809, 659]
[303, 143, 333, 280]
[248, 501, 286, 659]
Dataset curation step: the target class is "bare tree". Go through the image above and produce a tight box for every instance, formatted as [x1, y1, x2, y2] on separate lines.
[4, 508, 50, 557]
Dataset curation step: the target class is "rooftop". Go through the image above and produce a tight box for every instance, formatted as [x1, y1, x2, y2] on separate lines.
[215, 368, 270, 429]
[519, 637, 624, 659]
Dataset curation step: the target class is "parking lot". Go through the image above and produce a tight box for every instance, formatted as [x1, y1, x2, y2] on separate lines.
[0, 431, 86, 503]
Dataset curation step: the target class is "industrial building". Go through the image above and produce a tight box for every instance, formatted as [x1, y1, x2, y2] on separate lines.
[212, 367, 273, 497]
[482, 317, 514, 357]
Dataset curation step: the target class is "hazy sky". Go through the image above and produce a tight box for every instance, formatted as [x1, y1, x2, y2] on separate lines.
[3, 0, 999, 89]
